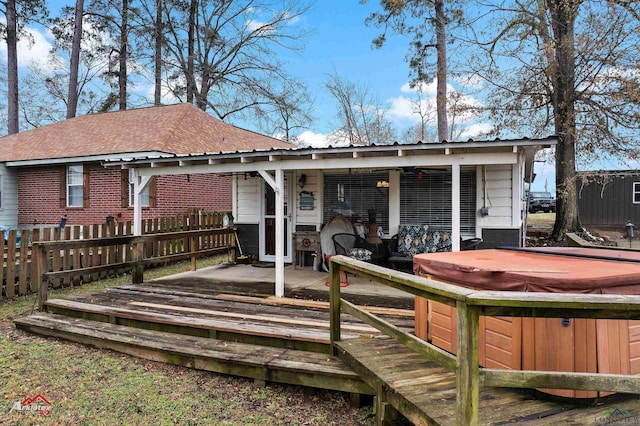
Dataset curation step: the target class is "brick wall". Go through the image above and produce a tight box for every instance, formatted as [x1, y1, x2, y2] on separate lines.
[17, 163, 232, 226]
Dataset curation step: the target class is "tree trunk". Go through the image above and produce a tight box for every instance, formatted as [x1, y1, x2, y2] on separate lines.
[187, 0, 196, 104]
[435, 0, 448, 142]
[154, 0, 162, 105]
[119, 0, 129, 110]
[548, 0, 580, 240]
[6, 0, 19, 134]
[67, 0, 84, 119]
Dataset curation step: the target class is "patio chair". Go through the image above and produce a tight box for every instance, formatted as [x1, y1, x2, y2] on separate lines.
[325, 233, 384, 287]
[332, 233, 387, 265]
[386, 226, 452, 273]
[461, 237, 483, 251]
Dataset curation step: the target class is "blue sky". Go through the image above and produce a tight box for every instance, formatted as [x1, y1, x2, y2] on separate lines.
[286, 2, 411, 133]
[5, 1, 556, 191]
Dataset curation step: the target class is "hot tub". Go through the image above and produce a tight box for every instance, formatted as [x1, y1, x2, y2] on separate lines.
[413, 248, 640, 398]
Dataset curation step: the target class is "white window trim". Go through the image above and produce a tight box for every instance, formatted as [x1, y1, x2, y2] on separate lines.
[129, 169, 150, 207]
[67, 165, 84, 207]
[633, 182, 640, 204]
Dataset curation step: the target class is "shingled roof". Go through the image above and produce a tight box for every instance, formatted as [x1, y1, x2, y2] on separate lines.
[0, 103, 293, 163]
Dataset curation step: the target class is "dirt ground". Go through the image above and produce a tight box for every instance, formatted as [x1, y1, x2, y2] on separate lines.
[526, 212, 640, 249]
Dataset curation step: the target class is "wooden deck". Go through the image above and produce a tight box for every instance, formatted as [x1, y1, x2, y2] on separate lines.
[336, 337, 640, 425]
[14, 276, 640, 425]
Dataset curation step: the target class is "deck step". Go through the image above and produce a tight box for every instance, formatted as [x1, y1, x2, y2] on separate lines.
[15, 313, 374, 395]
[44, 298, 344, 353]
[335, 337, 573, 426]
[43, 287, 413, 354]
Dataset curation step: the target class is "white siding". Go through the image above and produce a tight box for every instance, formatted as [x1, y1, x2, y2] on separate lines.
[234, 174, 261, 224]
[0, 165, 18, 228]
[293, 170, 322, 227]
[477, 164, 515, 228]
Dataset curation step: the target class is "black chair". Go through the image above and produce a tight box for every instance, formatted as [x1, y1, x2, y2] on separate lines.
[461, 237, 483, 251]
[332, 233, 387, 265]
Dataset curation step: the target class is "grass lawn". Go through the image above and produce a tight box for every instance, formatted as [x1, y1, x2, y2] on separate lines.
[526, 212, 555, 225]
[0, 258, 375, 425]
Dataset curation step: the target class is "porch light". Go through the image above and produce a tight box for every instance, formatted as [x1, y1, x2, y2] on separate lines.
[298, 174, 307, 188]
[376, 180, 389, 188]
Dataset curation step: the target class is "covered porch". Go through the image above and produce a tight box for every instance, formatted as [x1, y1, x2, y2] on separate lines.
[113, 136, 558, 298]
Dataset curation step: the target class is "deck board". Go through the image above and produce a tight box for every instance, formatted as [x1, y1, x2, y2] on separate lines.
[43, 284, 414, 353]
[14, 313, 373, 395]
[333, 337, 614, 426]
[14, 280, 640, 425]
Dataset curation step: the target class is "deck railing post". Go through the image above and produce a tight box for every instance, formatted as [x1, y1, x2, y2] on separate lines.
[329, 257, 342, 352]
[35, 243, 48, 311]
[456, 299, 480, 426]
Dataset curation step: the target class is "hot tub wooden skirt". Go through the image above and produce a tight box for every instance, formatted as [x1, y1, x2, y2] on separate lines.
[416, 297, 640, 398]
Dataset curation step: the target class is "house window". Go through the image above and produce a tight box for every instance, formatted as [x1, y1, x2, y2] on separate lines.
[129, 169, 150, 207]
[67, 165, 84, 207]
[400, 168, 476, 234]
[323, 172, 390, 232]
[633, 183, 640, 204]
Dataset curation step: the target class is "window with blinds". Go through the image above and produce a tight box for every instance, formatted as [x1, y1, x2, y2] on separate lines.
[323, 172, 390, 232]
[400, 168, 476, 234]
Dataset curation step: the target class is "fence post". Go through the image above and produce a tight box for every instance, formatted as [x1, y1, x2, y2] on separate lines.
[456, 300, 480, 426]
[36, 243, 48, 311]
[190, 236, 197, 271]
[132, 239, 144, 284]
[329, 257, 341, 353]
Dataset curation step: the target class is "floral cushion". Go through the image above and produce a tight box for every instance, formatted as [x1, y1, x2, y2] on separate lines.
[397, 224, 429, 256]
[425, 231, 452, 253]
[348, 247, 372, 261]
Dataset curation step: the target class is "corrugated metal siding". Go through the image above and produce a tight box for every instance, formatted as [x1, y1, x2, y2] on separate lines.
[0, 166, 18, 227]
[578, 174, 640, 225]
[481, 228, 520, 248]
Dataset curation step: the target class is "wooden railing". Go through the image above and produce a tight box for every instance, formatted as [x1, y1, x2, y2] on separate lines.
[1, 212, 227, 301]
[328, 255, 640, 426]
[34, 227, 235, 310]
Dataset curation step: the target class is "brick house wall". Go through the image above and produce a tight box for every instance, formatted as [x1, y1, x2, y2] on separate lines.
[17, 163, 231, 227]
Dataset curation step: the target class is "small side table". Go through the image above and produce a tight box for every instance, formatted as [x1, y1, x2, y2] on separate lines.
[293, 231, 321, 269]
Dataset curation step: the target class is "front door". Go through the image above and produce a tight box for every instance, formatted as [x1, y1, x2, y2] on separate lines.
[260, 174, 292, 262]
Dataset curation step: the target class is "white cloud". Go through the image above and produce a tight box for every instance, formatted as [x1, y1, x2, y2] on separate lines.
[387, 94, 437, 123]
[295, 130, 352, 148]
[0, 26, 53, 69]
[399, 80, 438, 96]
[141, 81, 182, 105]
[457, 123, 493, 140]
[296, 131, 332, 147]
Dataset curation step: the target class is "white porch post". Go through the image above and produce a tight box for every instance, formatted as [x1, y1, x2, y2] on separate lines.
[452, 163, 461, 251]
[274, 168, 285, 297]
[132, 170, 151, 236]
[257, 169, 285, 298]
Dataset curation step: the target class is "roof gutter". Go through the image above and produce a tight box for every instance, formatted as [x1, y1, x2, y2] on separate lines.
[5, 151, 173, 167]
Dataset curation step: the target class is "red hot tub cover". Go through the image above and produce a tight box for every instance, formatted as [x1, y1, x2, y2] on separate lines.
[413, 248, 640, 294]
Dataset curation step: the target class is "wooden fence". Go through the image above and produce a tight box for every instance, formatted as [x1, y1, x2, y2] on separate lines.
[328, 255, 640, 426]
[1, 212, 231, 301]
